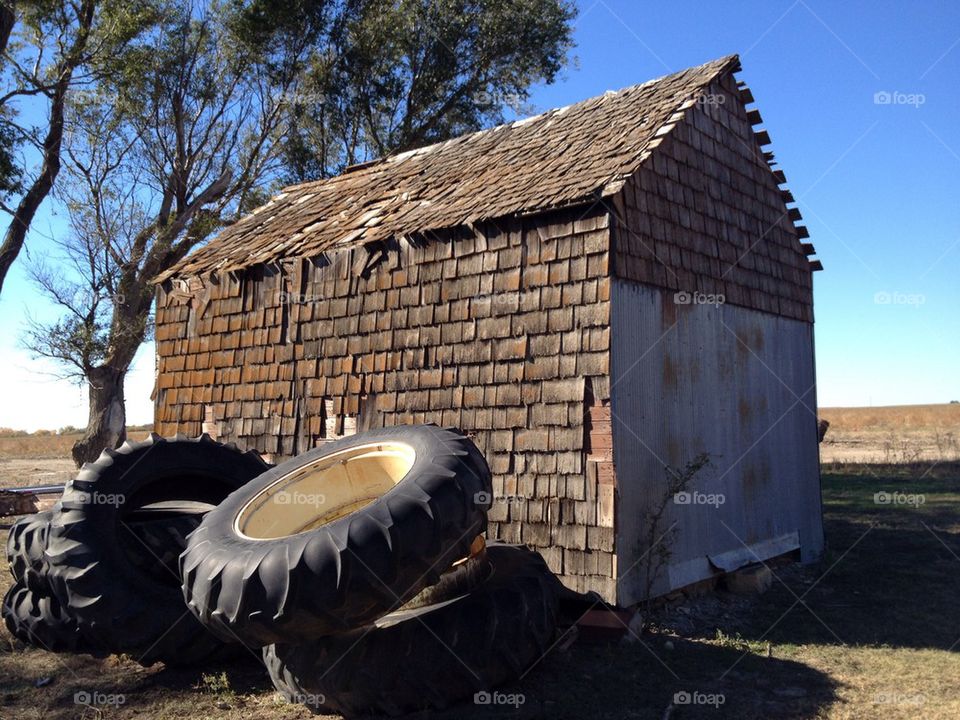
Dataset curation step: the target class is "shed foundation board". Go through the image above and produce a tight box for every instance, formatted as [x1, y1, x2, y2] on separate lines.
[707, 531, 800, 573]
[609, 279, 823, 607]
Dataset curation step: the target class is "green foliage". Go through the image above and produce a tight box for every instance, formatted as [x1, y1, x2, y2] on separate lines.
[0, 120, 20, 199]
[199, 671, 234, 697]
[713, 628, 767, 654]
[278, 0, 577, 180]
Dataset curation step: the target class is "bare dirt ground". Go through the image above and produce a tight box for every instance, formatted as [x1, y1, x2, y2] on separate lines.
[819, 404, 960, 464]
[0, 458, 76, 490]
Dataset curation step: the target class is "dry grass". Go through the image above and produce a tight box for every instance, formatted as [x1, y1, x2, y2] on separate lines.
[0, 430, 156, 489]
[820, 404, 960, 431]
[0, 429, 155, 462]
[820, 404, 960, 464]
[0, 434, 85, 462]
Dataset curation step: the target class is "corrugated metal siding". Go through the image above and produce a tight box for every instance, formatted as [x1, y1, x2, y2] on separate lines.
[610, 278, 823, 605]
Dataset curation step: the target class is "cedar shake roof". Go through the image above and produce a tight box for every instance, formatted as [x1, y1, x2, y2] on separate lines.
[161, 55, 742, 280]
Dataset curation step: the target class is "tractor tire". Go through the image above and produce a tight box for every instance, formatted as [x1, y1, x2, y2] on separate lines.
[7, 509, 201, 608]
[123, 511, 207, 588]
[262, 544, 560, 716]
[6, 510, 54, 592]
[2, 582, 89, 654]
[181, 424, 492, 647]
[43, 434, 269, 666]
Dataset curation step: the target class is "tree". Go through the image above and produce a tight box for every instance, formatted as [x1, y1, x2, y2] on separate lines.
[25, 0, 576, 466]
[281, 0, 576, 180]
[0, 0, 153, 296]
[0, 3, 17, 195]
[27, 0, 306, 465]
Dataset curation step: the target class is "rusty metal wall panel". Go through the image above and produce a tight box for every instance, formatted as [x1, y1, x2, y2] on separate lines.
[610, 278, 823, 606]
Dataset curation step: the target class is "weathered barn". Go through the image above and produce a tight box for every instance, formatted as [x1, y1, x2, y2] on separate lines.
[154, 55, 824, 605]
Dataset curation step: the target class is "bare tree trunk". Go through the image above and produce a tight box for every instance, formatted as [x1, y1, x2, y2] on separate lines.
[72, 365, 126, 467]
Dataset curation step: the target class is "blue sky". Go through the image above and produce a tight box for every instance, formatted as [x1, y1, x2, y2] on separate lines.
[0, 0, 958, 430]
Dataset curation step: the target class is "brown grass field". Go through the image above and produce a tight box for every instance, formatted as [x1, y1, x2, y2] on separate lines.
[1, 408, 959, 718]
[0, 430, 154, 489]
[819, 403, 960, 464]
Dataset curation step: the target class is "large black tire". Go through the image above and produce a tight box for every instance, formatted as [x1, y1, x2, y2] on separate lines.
[6, 510, 54, 592]
[2, 582, 89, 653]
[7, 508, 201, 603]
[263, 544, 560, 717]
[182, 424, 492, 647]
[43, 434, 269, 666]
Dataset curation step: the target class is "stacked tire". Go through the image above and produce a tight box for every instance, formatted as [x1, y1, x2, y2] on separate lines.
[3, 424, 562, 713]
[180, 423, 563, 715]
[4, 510, 88, 653]
[3, 434, 269, 666]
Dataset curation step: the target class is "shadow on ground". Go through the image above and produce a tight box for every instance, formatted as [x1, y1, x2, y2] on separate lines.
[0, 635, 837, 720]
[724, 464, 960, 652]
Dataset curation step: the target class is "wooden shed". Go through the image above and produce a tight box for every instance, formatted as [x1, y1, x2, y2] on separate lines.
[154, 55, 824, 605]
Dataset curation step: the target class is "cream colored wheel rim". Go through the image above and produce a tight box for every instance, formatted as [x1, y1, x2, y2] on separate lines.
[234, 442, 416, 540]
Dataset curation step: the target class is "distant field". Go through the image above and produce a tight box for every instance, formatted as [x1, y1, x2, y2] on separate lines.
[0, 429, 154, 488]
[1, 404, 957, 486]
[820, 404, 960, 464]
[0, 426, 155, 461]
[0, 432, 85, 461]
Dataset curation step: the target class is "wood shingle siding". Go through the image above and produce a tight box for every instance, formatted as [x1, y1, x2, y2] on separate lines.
[156, 207, 620, 598]
[611, 72, 812, 322]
